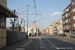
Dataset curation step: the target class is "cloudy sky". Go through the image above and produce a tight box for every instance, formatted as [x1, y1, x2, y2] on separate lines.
[6, 0, 71, 31]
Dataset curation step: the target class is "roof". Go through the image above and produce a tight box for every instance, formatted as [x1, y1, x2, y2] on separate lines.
[63, 4, 71, 11]
[0, 2, 18, 18]
[30, 25, 38, 28]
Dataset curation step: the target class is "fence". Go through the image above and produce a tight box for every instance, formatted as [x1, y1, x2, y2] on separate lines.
[6, 30, 27, 46]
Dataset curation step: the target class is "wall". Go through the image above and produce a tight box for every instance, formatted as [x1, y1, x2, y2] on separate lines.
[0, 0, 7, 6]
[0, 28, 6, 48]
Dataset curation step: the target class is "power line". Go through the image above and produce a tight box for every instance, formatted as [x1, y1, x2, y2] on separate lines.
[33, 0, 37, 20]
[33, 0, 37, 15]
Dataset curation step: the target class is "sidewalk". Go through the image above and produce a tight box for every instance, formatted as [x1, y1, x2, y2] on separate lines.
[0, 39, 29, 50]
[0, 36, 39, 50]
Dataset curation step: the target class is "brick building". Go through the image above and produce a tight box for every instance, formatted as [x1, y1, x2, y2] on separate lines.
[62, 0, 75, 36]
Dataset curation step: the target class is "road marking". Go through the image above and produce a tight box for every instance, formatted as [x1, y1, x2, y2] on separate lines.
[39, 39, 46, 49]
[23, 44, 29, 46]
[20, 45, 28, 48]
[16, 48, 25, 50]
[40, 47, 45, 49]
[51, 45, 54, 48]
[49, 43, 51, 44]
[43, 36, 59, 50]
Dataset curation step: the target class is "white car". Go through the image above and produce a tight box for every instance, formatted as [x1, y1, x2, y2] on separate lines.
[50, 33, 54, 36]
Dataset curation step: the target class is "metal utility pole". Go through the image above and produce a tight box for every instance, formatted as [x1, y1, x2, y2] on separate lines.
[17, 6, 19, 31]
[27, 5, 30, 36]
[37, 25, 38, 37]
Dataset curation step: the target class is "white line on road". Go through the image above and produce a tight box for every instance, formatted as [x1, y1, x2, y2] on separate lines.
[40, 47, 45, 49]
[16, 48, 25, 50]
[20, 45, 28, 48]
[43, 36, 59, 50]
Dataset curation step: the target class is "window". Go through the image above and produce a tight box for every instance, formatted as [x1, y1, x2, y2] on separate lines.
[65, 13, 68, 17]
[63, 21, 65, 24]
[73, 15, 75, 20]
[66, 25, 68, 29]
[64, 26, 65, 29]
[0, 14, 6, 27]
[72, 0, 75, 5]
[63, 16, 64, 19]
[69, 25, 71, 29]
[66, 19, 68, 23]
[74, 23, 75, 27]
[73, 8, 75, 12]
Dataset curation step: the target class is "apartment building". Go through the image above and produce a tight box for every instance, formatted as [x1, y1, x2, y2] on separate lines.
[62, 0, 75, 36]
[49, 22, 59, 35]
[57, 18, 63, 34]
[0, 0, 18, 48]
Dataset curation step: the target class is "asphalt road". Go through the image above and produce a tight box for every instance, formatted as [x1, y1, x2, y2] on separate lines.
[40, 35, 75, 50]
[2, 35, 75, 50]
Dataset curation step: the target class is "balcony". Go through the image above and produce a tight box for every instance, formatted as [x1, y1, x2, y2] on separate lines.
[63, 9, 69, 14]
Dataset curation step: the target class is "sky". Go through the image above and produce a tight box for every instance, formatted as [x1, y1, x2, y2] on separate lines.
[6, 0, 71, 31]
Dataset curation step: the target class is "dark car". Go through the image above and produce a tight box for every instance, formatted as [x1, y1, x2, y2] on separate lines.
[62, 34, 66, 37]
[58, 33, 66, 37]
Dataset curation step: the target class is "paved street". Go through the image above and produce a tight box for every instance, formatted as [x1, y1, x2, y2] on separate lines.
[2, 35, 75, 50]
[40, 35, 75, 50]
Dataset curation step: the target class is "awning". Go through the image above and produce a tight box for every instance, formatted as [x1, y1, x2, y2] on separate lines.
[0, 2, 18, 18]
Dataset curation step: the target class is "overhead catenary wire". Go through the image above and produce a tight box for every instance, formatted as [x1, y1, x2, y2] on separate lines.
[33, 0, 37, 20]
[33, 0, 37, 15]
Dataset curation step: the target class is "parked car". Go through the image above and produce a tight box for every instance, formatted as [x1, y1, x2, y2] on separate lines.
[58, 33, 66, 37]
[58, 33, 62, 36]
[70, 32, 75, 38]
[50, 33, 54, 36]
[62, 34, 66, 37]
[46, 33, 49, 35]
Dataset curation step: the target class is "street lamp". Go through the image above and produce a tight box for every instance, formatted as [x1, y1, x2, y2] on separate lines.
[27, 5, 29, 38]
[17, 6, 19, 31]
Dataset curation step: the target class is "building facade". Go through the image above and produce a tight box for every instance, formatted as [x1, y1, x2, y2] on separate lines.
[25, 25, 39, 36]
[49, 22, 58, 35]
[57, 18, 63, 34]
[49, 25, 53, 34]
[62, 0, 75, 36]
[42, 29, 46, 34]
[45, 27, 50, 34]
[0, 0, 18, 48]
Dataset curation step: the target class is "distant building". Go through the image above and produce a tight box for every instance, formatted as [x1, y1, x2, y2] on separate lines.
[25, 25, 39, 36]
[0, 0, 18, 48]
[57, 18, 63, 34]
[42, 29, 46, 34]
[49, 22, 57, 35]
[62, 0, 75, 36]
[49, 21, 62, 35]
[49, 25, 53, 34]
[46, 27, 50, 34]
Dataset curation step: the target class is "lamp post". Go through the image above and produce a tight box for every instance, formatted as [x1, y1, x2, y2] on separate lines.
[17, 6, 19, 31]
[27, 5, 29, 38]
